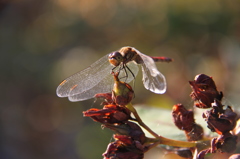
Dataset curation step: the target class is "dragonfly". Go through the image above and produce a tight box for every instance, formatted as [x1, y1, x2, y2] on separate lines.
[56, 46, 172, 102]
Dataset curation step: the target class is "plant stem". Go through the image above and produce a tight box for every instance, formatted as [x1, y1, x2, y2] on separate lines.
[126, 103, 160, 138]
[126, 103, 197, 148]
[158, 136, 196, 147]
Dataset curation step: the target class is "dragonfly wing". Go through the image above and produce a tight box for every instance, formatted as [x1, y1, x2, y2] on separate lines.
[138, 52, 166, 94]
[56, 54, 114, 99]
[68, 72, 114, 101]
[68, 61, 139, 101]
[118, 61, 139, 83]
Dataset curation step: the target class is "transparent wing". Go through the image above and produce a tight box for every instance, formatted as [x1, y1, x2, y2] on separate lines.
[56, 53, 139, 101]
[120, 61, 139, 83]
[56, 54, 113, 98]
[68, 72, 113, 101]
[68, 61, 139, 102]
[137, 51, 166, 94]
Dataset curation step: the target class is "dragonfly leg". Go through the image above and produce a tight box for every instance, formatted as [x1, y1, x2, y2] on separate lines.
[125, 64, 135, 79]
[111, 66, 117, 73]
[121, 65, 129, 82]
[114, 63, 128, 82]
[125, 64, 136, 98]
[111, 64, 123, 74]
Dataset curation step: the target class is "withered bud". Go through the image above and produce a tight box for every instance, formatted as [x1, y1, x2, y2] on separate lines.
[172, 104, 195, 132]
[217, 135, 238, 153]
[186, 124, 204, 141]
[212, 133, 238, 153]
[83, 104, 131, 124]
[112, 72, 134, 106]
[103, 135, 144, 159]
[203, 100, 238, 135]
[189, 74, 223, 108]
[103, 121, 146, 144]
[172, 104, 203, 141]
[94, 93, 113, 105]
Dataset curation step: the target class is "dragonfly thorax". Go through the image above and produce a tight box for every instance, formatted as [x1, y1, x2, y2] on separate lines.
[119, 47, 141, 64]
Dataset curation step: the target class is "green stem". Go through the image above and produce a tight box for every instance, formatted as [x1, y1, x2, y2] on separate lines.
[126, 103, 197, 148]
[126, 103, 160, 138]
[159, 136, 196, 147]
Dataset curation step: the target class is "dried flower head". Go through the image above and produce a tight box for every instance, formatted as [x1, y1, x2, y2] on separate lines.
[112, 72, 134, 106]
[189, 74, 223, 108]
[103, 134, 144, 159]
[83, 104, 131, 124]
[172, 104, 195, 132]
[202, 100, 237, 135]
[172, 104, 203, 141]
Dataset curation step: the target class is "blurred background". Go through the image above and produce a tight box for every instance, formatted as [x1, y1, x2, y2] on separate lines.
[1, 0, 240, 158]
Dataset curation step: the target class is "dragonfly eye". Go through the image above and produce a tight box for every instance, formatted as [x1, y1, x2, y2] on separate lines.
[108, 52, 123, 66]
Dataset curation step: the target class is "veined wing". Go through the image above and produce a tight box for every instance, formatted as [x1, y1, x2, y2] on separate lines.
[137, 51, 166, 94]
[56, 54, 139, 101]
[68, 71, 114, 101]
[68, 61, 139, 101]
[56, 54, 113, 98]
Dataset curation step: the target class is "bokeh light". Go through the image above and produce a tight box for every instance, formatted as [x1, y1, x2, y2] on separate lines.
[1, 0, 240, 158]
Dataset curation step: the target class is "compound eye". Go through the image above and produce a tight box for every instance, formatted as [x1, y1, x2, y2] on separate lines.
[108, 52, 123, 66]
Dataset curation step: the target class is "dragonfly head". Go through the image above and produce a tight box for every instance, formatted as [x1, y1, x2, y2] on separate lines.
[108, 51, 124, 66]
